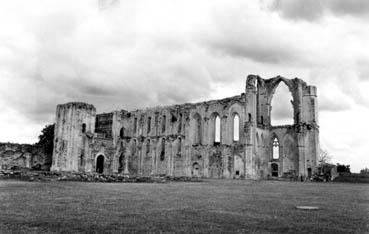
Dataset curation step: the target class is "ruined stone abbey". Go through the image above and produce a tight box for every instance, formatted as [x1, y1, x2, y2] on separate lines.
[51, 75, 319, 179]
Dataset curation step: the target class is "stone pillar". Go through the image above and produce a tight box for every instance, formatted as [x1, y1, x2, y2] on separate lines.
[245, 75, 258, 179]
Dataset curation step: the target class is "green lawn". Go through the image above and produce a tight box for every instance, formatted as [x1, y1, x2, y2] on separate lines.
[0, 180, 368, 233]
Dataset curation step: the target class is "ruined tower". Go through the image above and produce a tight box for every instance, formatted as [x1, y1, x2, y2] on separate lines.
[51, 102, 96, 172]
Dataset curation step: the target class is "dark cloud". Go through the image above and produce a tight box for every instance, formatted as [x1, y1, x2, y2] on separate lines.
[329, 0, 369, 16]
[198, 6, 304, 65]
[269, 0, 369, 21]
[269, 0, 324, 21]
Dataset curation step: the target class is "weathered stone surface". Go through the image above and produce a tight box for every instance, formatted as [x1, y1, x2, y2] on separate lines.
[0, 143, 50, 170]
[51, 75, 319, 179]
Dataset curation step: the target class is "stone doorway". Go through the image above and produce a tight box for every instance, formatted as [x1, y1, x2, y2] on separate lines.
[234, 155, 244, 178]
[271, 163, 278, 177]
[96, 155, 104, 173]
[192, 162, 200, 177]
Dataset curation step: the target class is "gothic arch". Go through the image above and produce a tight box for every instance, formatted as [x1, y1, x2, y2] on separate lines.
[261, 133, 265, 148]
[192, 113, 202, 144]
[95, 154, 106, 173]
[271, 133, 280, 160]
[232, 112, 240, 142]
[210, 112, 221, 144]
[265, 77, 301, 126]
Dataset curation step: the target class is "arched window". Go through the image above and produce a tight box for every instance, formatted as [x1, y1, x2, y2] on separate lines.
[146, 139, 150, 156]
[272, 137, 279, 159]
[147, 116, 151, 134]
[132, 139, 137, 155]
[177, 137, 182, 156]
[193, 113, 202, 144]
[215, 115, 221, 143]
[162, 115, 166, 133]
[82, 123, 86, 133]
[248, 113, 252, 122]
[119, 127, 124, 138]
[233, 114, 240, 142]
[160, 138, 165, 161]
[178, 113, 182, 134]
[133, 117, 138, 134]
[255, 80, 258, 92]
[271, 82, 294, 125]
[80, 152, 84, 166]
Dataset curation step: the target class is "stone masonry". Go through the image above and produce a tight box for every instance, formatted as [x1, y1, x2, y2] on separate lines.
[51, 75, 320, 179]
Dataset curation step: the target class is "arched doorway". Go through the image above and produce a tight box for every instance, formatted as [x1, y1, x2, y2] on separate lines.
[192, 162, 200, 177]
[96, 155, 104, 173]
[271, 163, 278, 177]
[234, 155, 244, 178]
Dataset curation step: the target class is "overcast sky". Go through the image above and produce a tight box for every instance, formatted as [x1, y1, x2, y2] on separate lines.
[1, 0, 368, 172]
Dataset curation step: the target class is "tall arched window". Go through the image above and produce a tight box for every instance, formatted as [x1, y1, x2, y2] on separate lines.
[82, 123, 86, 133]
[272, 137, 279, 159]
[271, 82, 294, 125]
[193, 113, 202, 144]
[162, 115, 166, 133]
[132, 139, 137, 155]
[119, 127, 124, 138]
[215, 115, 221, 143]
[133, 117, 138, 134]
[177, 137, 182, 156]
[178, 113, 182, 134]
[146, 139, 150, 156]
[233, 114, 240, 142]
[160, 138, 165, 161]
[147, 117, 151, 134]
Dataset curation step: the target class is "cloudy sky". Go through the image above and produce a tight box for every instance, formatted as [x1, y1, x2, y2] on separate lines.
[1, 0, 368, 172]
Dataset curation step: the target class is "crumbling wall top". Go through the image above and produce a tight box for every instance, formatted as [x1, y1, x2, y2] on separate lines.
[57, 102, 96, 111]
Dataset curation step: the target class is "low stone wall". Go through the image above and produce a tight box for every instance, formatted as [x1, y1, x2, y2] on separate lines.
[0, 142, 51, 170]
[0, 169, 202, 183]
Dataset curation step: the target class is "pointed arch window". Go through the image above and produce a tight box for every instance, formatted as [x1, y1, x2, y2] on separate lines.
[147, 116, 151, 134]
[272, 137, 279, 159]
[133, 117, 138, 134]
[162, 115, 166, 133]
[160, 138, 165, 161]
[119, 127, 124, 138]
[146, 139, 150, 156]
[132, 139, 137, 156]
[215, 115, 221, 143]
[271, 82, 294, 126]
[193, 114, 202, 144]
[178, 113, 183, 134]
[177, 137, 182, 156]
[233, 114, 240, 142]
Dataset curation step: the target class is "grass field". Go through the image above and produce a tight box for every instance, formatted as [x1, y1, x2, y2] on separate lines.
[0, 180, 368, 233]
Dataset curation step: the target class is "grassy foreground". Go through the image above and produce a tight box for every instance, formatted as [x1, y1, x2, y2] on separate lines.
[0, 180, 368, 233]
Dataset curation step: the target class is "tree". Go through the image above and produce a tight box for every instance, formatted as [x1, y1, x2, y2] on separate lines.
[336, 164, 351, 173]
[318, 148, 331, 164]
[360, 168, 369, 174]
[36, 124, 55, 157]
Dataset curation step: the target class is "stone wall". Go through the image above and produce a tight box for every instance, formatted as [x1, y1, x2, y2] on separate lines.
[0, 143, 50, 170]
[51, 75, 319, 180]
